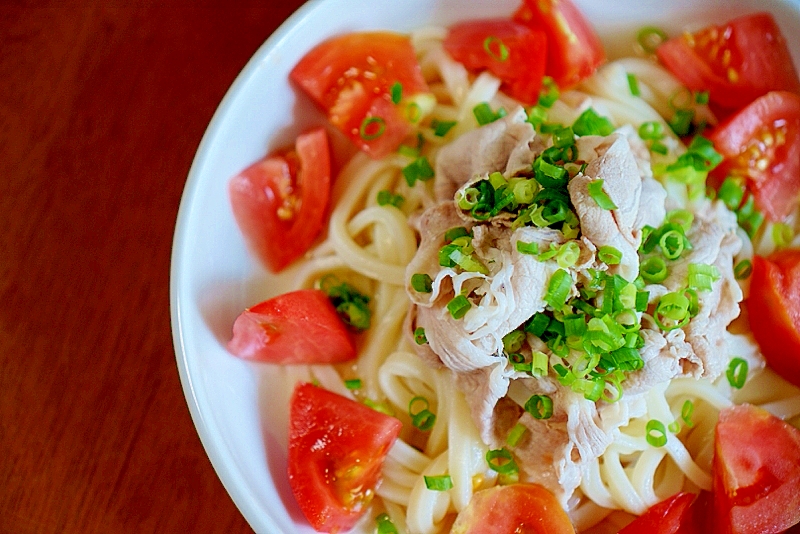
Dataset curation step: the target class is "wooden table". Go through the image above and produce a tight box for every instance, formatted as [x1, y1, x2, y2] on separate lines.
[1, 2, 306, 531]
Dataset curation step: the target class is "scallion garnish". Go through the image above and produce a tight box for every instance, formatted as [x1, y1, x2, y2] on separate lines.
[694, 90, 709, 105]
[638, 121, 664, 141]
[414, 326, 427, 345]
[598, 245, 622, 265]
[344, 378, 363, 390]
[424, 475, 453, 491]
[637, 26, 668, 54]
[587, 179, 618, 210]
[359, 116, 386, 140]
[734, 259, 752, 280]
[319, 275, 372, 331]
[538, 76, 559, 108]
[524, 394, 553, 419]
[447, 295, 471, 319]
[506, 422, 528, 447]
[654, 292, 691, 331]
[627, 73, 640, 96]
[681, 399, 695, 428]
[377, 190, 404, 208]
[572, 108, 615, 137]
[773, 222, 794, 248]
[717, 176, 745, 210]
[726, 357, 748, 389]
[687, 263, 720, 292]
[473, 102, 506, 125]
[646, 419, 668, 447]
[485, 448, 518, 475]
[502, 329, 526, 353]
[483, 35, 510, 61]
[376, 513, 399, 534]
[431, 118, 457, 137]
[545, 269, 573, 309]
[402, 156, 435, 186]
[409, 396, 436, 431]
[411, 273, 433, 293]
[641, 256, 668, 283]
[390, 81, 403, 104]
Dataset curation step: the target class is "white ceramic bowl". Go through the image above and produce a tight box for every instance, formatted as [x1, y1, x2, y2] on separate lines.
[171, 0, 800, 532]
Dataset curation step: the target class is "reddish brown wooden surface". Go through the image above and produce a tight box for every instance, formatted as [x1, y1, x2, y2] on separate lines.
[0, 2, 306, 532]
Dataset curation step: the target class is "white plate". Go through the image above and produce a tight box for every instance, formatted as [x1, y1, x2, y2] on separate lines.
[171, 0, 800, 532]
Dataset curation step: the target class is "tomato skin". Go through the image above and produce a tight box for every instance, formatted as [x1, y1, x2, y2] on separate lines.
[227, 289, 355, 364]
[657, 13, 800, 111]
[709, 91, 800, 221]
[619, 492, 700, 534]
[288, 382, 402, 533]
[747, 252, 800, 388]
[713, 404, 800, 534]
[513, 0, 605, 88]
[290, 32, 430, 159]
[444, 19, 547, 104]
[229, 127, 330, 272]
[451, 483, 575, 534]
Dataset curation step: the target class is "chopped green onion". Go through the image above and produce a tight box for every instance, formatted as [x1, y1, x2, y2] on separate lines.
[598, 245, 622, 265]
[688, 263, 720, 292]
[359, 116, 386, 140]
[377, 190, 404, 208]
[345, 378, 363, 390]
[538, 76, 559, 108]
[424, 475, 453, 491]
[638, 121, 664, 140]
[502, 329, 526, 353]
[641, 256, 668, 283]
[409, 396, 436, 431]
[405, 101, 422, 123]
[737, 194, 764, 238]
[509, 352, 531, 373]
[531, 350, 548, 377]
[402, 156, 435, 186]
[668, 420, 681, 433]
[552, 127, 575, 148]
[587, 179, 618, 210]
[545, 269, 573, 309]
[650, 140, 669, 155]
[444, 226, 470, 243]
[669, 109, 694, 136]
[483, 35, 510, 61]
[376, 513, 399, 534]
[411, 273, 433, 293]
[654, 292, 691, 331]
[717, 176, 745, 210]
[637, 26, 668, 54]
[525, 312, 551, 337]
[659, 229, 686, 259]
[486, 448, 518, 475]
[473, 102, 505, 125]
[414, 326, 427, 345]
[694, 91, 709, 105]
[726, 357, 748, 389]
[557, 241, 581, 268]
[635, 290, 650, 312]
[524, 394, 554, 419]
[364, 398, 394, 416]
[772, 222, 794, 248]
[516, 240, 539, 255]
[506, 422, 528, 447]
[320, 275, 372, 331]
[572, 108, 615, 137]
[667, 209, 694, 233]
[527, 105, 548, 127]
[448, 295, 471, 319]
[627, 73, 640, 96]
[337, 301, 371, 331]
[431, 118, 457, 137]
[681, 399, 695, 428]
[734, 260, 752, 280]
[390, 81, 403, 104]
[646, 419, 668, 447]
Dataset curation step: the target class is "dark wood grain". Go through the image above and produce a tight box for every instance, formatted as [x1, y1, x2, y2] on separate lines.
[0, 2, 306, 532]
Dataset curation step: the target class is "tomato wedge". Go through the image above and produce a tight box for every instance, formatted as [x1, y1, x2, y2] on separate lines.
[747, 251, 800, 388]
[227, 289, 355, 364]
[657, 13, 800, 111]
[288, 382, 402, 533]
[229, 127, 330, 272]
[713, 404, 800, 534]
[450, 483, 575, 534]
[513, 0, 605, 88]
[290, 32, 431, 159]
[619, 492, 702, 534]
[444, 19, 547, 105]
[709, 91, 800, 221]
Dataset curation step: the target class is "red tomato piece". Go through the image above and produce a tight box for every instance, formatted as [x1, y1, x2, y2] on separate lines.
[450, 483, 575, 534]
[227, 289, 355, 364]
[713, 404, 800, 534]
[747, 251, 800, 388]
[288, 382, 402, 533]
[290, 32, 430, 159]
[709, 91, 800, 221]
[513, 0, 605, 88]
[229, 127, 330, 272]
[657, 13, 800, 111]
[619, 492, 702, 534]
[444, 19, 547, 105]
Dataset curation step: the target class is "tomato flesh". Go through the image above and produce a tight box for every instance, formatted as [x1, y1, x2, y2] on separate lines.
[619, 492, 704, 534]
[709, 91, 800, 221]
[513, 0, 605, 88]
[747, 251, 800, 388]
[227, 289, 355, 364]
[657, 13, 800, 111]
[713, 404, 800, 534]
[288, 382, 402, 533]
[229, 127, 330, 272]
[290, 32, 430, 159]
[451, 483, 575, 534]
[444, 19, 547, 105]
